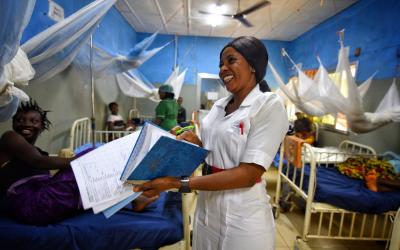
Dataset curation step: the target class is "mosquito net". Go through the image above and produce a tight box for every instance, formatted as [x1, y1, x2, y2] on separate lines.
[271, 39, 400, 133]
[0, 0, 35, 121]
[1, 0, 183, 120]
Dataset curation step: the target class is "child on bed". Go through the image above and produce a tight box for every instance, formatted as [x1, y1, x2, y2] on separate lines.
[294, 114, 316, 145]
[0, 100, 156, 225]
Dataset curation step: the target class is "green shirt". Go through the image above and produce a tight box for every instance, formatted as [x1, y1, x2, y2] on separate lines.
[155, 98, 179, 131]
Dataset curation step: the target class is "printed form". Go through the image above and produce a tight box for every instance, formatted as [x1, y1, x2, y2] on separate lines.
[71, 131, 140, 210]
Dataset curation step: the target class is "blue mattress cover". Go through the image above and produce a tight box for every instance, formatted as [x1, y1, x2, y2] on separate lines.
[274, 153, 400, 213]
[0, 192, 183, 250]
[306, 166, 400, 214]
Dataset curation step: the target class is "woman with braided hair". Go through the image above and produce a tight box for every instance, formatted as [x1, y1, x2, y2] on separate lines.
[0, 100, 156, 225]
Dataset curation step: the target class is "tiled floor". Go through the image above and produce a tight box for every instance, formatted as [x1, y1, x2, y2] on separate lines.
[267, 167, 297, 249]
[275, 213, 300, 249]
[273, 211, 389, 250]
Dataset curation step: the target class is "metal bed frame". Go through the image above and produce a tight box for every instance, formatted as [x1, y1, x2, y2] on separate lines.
[68, 117, 135, 150]
[274, 139, 398, 248]
[128, 108, 154, 121]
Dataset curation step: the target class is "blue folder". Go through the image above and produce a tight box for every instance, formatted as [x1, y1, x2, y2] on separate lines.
[127, 136, 208, 181]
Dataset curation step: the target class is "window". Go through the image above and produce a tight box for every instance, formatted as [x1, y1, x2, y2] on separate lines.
[285, 63, 358, 133]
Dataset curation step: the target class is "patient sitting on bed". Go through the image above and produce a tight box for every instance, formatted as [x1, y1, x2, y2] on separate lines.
[0, 100, 155, 225]
[107, 102, 135, 131]
[294, 113, 315, 145]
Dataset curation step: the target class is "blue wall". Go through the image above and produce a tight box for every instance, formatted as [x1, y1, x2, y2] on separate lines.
[287, 0, 400, 82]
[22, 0, 400, 87]
[137, 33, 290, 88]
[21, 0, 137, 54]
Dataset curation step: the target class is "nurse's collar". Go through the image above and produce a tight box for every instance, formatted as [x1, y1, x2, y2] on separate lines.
[216, 86, 261, 108]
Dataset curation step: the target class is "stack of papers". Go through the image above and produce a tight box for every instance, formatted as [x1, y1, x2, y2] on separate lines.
[71, 132, 141, 217]
[71, 122, 208, 218]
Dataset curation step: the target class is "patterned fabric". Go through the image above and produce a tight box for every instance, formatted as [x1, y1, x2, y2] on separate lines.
[337, 157, 397, 180]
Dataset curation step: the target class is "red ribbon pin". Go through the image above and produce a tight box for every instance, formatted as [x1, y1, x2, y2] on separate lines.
[239, 121, 244, 135]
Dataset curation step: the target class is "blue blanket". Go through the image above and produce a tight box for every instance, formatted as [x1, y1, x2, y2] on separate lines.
[307, 166, 400, 214]
[0, 192, 183, 250]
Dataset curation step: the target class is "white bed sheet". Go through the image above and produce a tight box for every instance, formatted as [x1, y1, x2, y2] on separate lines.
[303, 146, 348, 164]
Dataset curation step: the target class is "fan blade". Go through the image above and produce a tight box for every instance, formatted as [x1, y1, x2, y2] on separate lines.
[235, 15, 253, 27]
[237, 0, 270, 16]
[198, 10, 232, 17]
[198, 10, 212, 15]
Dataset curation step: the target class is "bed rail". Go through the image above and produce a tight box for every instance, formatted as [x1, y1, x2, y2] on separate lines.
[69, 117, 139, 150]
[93, 130, 133, 143]
[338, 140, 377, 155]
[128, 109, 154, 121]
[69, 117, 91, 150]
[275, 140, 395, 244]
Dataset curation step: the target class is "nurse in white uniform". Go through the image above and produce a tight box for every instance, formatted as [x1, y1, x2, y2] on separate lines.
[135, 36, 289, 250]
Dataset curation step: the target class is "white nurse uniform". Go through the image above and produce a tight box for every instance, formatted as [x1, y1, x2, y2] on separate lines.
[192, 86, 288, 250]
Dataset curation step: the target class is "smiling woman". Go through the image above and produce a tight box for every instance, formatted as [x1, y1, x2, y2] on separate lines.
[0, 100, 78, 224]
[0, 100, 67, 193]
[134, 36, 288, 250]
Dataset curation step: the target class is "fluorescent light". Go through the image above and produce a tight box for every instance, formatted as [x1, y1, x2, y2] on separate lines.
[206, 4, 226, 27]
[206, 14, 223, 27]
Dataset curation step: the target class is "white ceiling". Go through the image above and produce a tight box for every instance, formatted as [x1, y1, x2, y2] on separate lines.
[115, 0, 357, 41]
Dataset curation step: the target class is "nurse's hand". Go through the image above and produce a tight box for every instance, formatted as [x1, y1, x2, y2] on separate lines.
[133, 177, 180, 198]
[177, 130, 203, 147]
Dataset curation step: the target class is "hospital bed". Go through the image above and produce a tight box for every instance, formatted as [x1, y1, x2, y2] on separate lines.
[0, 192, 184, 250]
[68, 117, 192, 249]
[0, 117, 190, 250]
[128, 108, 154, 122]
[274, 139, 400, 248]
[68, 117, 134, 150]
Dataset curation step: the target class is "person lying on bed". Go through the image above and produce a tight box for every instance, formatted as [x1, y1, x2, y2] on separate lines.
[0, 100, 156, 225]
[338, 156, 400, 192]
[365, 169, 400, 192]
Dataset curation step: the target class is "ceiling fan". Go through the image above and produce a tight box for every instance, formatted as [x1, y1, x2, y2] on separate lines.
[198, 0, 271, 27]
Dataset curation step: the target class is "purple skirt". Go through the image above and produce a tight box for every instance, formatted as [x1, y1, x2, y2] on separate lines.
[6, 168, 82, 225]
